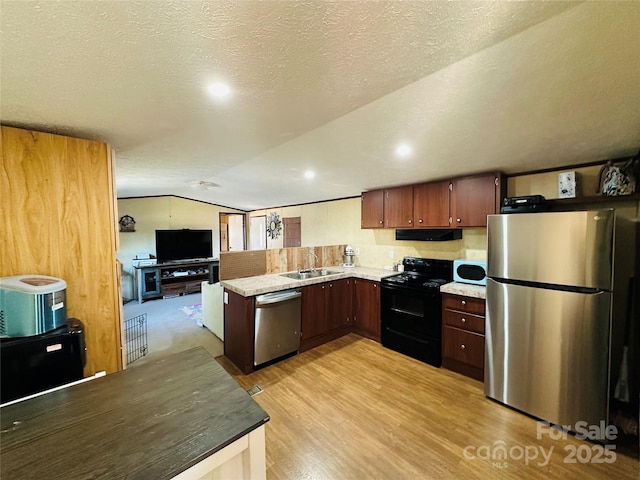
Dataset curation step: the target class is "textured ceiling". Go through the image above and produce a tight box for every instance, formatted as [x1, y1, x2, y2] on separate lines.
[1, 1, 639, 211]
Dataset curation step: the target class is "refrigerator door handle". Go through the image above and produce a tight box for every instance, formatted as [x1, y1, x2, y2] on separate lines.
[490, 276, 607, 295]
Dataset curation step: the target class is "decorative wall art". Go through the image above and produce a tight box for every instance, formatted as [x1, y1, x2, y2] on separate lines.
[266, 212, 282, 239]
[119, 215, 136, 232]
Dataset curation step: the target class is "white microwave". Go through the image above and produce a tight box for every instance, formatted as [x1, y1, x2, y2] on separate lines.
[453, 259, 487, 286]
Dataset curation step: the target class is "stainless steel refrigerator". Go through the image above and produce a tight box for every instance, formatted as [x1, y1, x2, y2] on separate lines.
[485, 208, 638, 428]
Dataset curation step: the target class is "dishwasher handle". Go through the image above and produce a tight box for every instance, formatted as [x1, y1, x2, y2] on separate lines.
[255, 289, 302, 306]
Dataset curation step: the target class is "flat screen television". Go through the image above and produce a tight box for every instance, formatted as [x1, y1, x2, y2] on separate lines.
[155, 229, 213, 263]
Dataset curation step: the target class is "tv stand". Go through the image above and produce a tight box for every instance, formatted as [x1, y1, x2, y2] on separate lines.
[135, 259, 219, 303]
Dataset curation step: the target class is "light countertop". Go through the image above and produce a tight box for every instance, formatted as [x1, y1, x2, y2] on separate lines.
[222, 270, 488, 299]
[440, 281, 486, 299]
[221, 266, 399, 297]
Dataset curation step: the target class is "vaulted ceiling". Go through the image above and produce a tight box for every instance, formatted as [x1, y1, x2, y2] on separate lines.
[1, 1, 639, 211]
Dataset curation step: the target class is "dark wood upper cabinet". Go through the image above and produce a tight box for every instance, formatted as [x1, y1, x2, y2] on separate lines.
[362, 172, 504, 229]
[413, 180, 450, 227]
[449, 173, 505, 227]
[361, 189, 384, 228]
[383, 185, 414, 228]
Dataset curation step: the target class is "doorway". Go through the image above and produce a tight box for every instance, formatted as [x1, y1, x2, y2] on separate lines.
[283, 217, 301, 247]
[219, 213, 246, 252]
[250, 215, 267, 250]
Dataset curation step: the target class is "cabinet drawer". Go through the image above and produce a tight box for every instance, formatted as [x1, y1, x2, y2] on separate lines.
[443, 294, 485, 315]
[443, 327, 484, 369]
[443, 309, 484, 334]
[184, 281, 202, 293]
[161, 283, 185, 295]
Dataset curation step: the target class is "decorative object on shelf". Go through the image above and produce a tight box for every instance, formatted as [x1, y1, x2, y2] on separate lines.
[266, 212, 282, 240]
[119, 215, 136, 232]
[598, 152, 639, 196]
[558, 171, 580, 198]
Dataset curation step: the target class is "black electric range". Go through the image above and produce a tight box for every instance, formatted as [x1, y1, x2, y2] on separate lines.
[380, 257, 453, 367]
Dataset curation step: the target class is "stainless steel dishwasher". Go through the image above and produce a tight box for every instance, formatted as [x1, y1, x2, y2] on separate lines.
[254, 289, 302, 367]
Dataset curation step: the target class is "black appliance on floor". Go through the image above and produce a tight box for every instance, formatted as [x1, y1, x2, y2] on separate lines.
[381, 257, 453, 367]
[1, 318, 86, 404]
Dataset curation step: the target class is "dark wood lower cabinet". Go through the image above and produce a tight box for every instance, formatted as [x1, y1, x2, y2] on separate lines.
[224, 278, 380, 373]
[300, 279, 353, 352]
[223, 290, 255, 374]
[301, 283, 328, 341]
[352, 279, 380, 342]
[441, 293, 485, 381]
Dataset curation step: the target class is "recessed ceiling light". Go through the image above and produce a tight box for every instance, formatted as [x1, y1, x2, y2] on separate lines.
[304, 170, 315, 180]
[395, 144, 412, 158]
[207, 83, 231, 98]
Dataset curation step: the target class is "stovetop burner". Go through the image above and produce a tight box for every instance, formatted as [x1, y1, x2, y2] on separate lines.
[422, 279, 449, 288]
[381, 257, 453, 291]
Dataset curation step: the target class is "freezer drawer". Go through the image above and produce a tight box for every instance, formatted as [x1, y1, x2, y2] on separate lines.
[485, 278, 612, 428]
[254, 290, 301, 367]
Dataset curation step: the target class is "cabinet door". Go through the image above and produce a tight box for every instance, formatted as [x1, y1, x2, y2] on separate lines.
[450, 174, 500, 227]
[413, 180, 450, 227]
[384, 185, 414, 228]
[301, 283, 328, 340]
[140, 268, 161, 297]
[361, 189, 384, 228]
[223, 290, 255, 374]
[353, 279, 380, 341]
[327, 279, 353, 330]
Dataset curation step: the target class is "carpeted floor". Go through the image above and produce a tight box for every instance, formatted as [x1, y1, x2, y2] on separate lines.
[180, 303, 203, 325]
[123, 293, 224, 368]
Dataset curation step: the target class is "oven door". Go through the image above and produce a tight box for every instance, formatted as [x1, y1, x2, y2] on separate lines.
[380, 283, 443, 367]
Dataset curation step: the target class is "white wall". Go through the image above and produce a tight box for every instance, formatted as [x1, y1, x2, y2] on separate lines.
[248, 197, 486, 270]
[117, 196, 244, 300]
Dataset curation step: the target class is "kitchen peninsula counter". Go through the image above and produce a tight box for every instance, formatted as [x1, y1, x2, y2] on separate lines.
[0, 347, 269, 480]
[221, 266, 398, 297]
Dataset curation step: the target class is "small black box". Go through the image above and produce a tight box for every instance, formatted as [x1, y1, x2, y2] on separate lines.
[501, 195, 548, 213]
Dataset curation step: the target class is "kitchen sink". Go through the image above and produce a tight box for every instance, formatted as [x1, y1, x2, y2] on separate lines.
[280, 269, 341, 280]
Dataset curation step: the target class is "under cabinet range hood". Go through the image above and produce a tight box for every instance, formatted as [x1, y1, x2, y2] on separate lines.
[395, 229, 463, 241]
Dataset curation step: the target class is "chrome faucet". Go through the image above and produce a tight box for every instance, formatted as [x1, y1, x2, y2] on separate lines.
[307, 251, 319, 272]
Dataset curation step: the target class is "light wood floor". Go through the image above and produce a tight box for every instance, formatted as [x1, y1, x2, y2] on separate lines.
[218, 334, 638, 480]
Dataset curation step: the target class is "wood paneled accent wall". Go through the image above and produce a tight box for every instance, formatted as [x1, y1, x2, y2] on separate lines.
[219, 245, 346, 280]
[1, 126, 122, 375]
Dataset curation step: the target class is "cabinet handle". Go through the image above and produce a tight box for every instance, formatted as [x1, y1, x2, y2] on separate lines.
[461, 318, 466, 323]
[461, 344, 466, 349]
[456, 218, 461, 223]
[374, 284, 377, 288]
[418, 219, 423, 223]
[379, 220, 383, 224]
[322, 285, 325, 289]
[461, 300, 466, 305]
[408, 219, 412, 224]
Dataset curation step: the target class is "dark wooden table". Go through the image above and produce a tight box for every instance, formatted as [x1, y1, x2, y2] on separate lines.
[0, 347, 269, 479]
